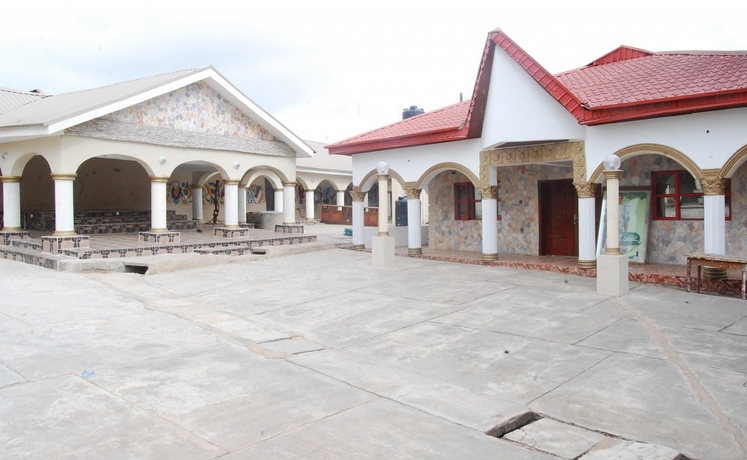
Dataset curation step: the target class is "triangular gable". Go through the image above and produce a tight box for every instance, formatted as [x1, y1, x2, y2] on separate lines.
[586, 46, 653, 66]
[0, 67, 314, 158]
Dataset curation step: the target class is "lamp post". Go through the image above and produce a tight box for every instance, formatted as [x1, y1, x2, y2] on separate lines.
[596, 154, 629, 296]
[372, 161, 395, 266]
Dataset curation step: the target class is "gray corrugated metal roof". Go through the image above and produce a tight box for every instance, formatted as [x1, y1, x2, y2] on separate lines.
[0, 67, 207, 128]
[0, 87, 45, 115]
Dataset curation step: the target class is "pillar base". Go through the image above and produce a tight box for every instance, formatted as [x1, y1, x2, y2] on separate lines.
[578, 259, 597, 270]
[596, 253, 629, 296]
[213, 227, 250, 238]
[353, 244, 365, 250]
[482, 253, 499, 263]
[408, 248, 423, 256]
[704, 266, 727, 279]
[372, 236, 395, 267]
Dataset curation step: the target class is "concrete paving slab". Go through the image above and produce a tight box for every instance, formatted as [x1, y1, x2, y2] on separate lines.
[723, 315, 747, 335]
[0, 362, 24, 388]
[578, 318, 668, 359]
[88, 343, 373, 451]
[664, 325, 747, 373]
[580, 298, 637, 319]
[225, 399, 557, 460]
[531, 353, 745, 460]
[190, 311, 296, 343]
[623, 284, 747, 331]
[689, 363, 747, 440]
[258, 337, 324, 354]
[357, 272, 509, 305]
[481, 284, 610, 312]
[437, 303, 620, 344]
[0, 376, 225, 459]
[250, 290, 468, 349]
[580, 439, 683, 459]
[503, 417, 605, 459]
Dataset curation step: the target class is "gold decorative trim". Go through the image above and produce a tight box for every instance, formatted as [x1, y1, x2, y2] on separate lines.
[282, 181, 296, 187]
[721, 143, 747, 179]
[148, 176, 170, 182]
[589, 144, 702, 184]
[578, 259, 597, 270]
[50, 173, 77, 181]
[404, 186, 422, 199]
[358, 168, 405, 192]
[482, 253, 499, 262]
[603, 170, 622, 180]
[408, 248, 423, 256]
[701, 169, 726, 196]
[573, 181, 597, 198]
[52, 230, 77, 236]
[349, 190, 366, 202]
[415, 162, 480, 189]
[480, 141, 585, 190]
[0, 176, 22, 183]
[223, 179, 240, 185]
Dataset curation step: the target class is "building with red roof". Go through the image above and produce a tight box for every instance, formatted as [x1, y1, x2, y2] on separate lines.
[327, 28, 747, 271]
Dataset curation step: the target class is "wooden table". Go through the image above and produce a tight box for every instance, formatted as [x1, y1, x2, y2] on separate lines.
[686, 253, 747, 299]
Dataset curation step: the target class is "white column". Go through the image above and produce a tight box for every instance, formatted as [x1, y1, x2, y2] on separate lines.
[605, 171, 621, 254]
[283, 182, 295, 224]
[336, 190, 346, 206]
[150, 176, 168, 232]
[223, 180, 239, 228]
[352, 196, 365, 249]
[192, 184, 204, 223]
[305, 189, 315, 221]
[377, 174, 388, 236]
[274, 188, 283, 212]
[704, 194, 726, 255]
[238, 185, 247, 225]
[406, 187, 422, 255]
[1, 176, 22, 231]
[481, 198, 498, 261]
[578, 195, 597, 269]
[51, 173, 77, 236]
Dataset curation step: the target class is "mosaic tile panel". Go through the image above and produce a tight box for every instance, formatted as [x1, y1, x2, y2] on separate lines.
[275, 224, 304, 234]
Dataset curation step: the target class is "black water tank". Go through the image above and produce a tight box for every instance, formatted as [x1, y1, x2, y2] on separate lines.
[402, 106, 424, 119]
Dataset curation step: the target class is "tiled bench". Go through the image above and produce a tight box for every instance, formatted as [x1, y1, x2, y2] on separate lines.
[686, 253, 747, 300]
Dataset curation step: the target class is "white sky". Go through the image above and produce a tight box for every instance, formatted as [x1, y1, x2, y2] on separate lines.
[2, 0, 745, 144]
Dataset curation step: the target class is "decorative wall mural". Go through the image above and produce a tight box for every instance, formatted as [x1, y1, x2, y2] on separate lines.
[203, 181, 224, 205]
[315, 186, 335, 205]
[167, 181, 192, 205]
[296, 184, 305, 205]
[247, 184, 265, 204]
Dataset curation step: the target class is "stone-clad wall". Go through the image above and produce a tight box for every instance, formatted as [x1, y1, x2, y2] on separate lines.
[427, 164, 573, 254]
[102, 81, 275, 140]
[726, 161, 747, 257]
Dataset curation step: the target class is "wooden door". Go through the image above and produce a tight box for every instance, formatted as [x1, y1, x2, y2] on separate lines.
[539, 180, 578, 256]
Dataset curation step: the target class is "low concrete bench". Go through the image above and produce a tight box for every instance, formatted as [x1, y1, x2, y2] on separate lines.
[686, 253, 747, 300]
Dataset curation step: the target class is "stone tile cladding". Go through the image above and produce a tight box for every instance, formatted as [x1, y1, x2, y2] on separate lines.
[428, 165, 572, 253]
[727, 161, 747, 257]
[103, 82, 275, 140]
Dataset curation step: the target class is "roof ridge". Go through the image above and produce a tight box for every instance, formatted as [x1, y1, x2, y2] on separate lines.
[53, 67, 207, 97]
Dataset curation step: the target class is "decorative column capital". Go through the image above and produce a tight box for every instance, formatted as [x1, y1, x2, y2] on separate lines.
[282, 181, 296, 187]
[149, 176, 169, 183]
[701, 169, 726, 196]
[349, 190, 366, 202]
[223, 179, 240, 186]
[404, 186, 422, 200]
[479, 184, 499, 200]
[50, 173, 77, 181]
[377, 173, 388, 181]
[573, 181, 598, 199]
[602, 170, 622, 181]
[0, 176, 22, 183]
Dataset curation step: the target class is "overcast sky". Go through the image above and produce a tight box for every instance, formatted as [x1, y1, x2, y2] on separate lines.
[3, 0, 745, 144]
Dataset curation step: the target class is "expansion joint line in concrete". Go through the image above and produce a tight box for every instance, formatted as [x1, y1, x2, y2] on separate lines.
[615, 297, 747, 457]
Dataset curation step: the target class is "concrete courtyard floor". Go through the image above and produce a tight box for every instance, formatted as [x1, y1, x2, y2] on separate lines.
[1, 244, 747, 459]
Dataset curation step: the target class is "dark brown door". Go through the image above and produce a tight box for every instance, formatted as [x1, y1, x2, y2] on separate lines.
[539, 180, 578, 256]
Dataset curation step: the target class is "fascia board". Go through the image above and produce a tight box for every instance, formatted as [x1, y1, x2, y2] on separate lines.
[45, 69, 213, 135]
[204, 70, 315, 159]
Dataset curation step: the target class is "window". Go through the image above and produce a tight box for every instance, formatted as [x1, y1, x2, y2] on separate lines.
[652, 171, 731, 220]
[454, 182, 490, 220]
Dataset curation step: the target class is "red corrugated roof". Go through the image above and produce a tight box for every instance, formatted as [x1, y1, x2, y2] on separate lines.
[326, 101, 471, 155]
[327, 29, 747, 155]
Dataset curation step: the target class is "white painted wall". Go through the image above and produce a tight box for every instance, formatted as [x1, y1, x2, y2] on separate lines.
[351, 138, 483, 187]
[585, 107, 747, 178]
[481, 47, 586, 149]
